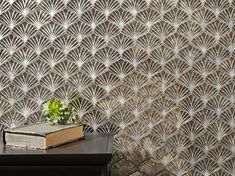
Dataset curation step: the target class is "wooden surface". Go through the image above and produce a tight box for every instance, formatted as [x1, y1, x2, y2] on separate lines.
[0, 133, 113, 176]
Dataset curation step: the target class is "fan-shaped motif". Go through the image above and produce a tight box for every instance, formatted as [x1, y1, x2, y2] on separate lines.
[137, 59, 161, 81]
[168, 158, 191, 175]
[178, 21, 202, 42]
[67, 0, 92, 17]
[12, 48, 37, 70]
[139, 110, 163, 130]
[137, 34, 160, 55]
[81, 35, 105, 56]
[121, 0, 147, 17]
[219, 7, 235, 31]
[26, 35, 50, 55]
[208, 147, 232, 166]
[123, 21, 147, 43]
[164, 34, 189, 56]
[39, 22, 64, 43]
[126, 97, 148, 118]
[12, 0, 37, 17]
[40, 47, 65, 69]
[13, 98, 38, 119]
[94, 0, 119, 18]
[53, 10, 78, 30]
[95, 73, 121, 94]
[81, 60, 106, 81]
[12, 23, 37, 43]
[204, 0, 230, 18]
[164, 8, 189, 31]
[68, 73, 92, 93]
[136, 9, 160, 31]
[195, 158, 219, 175]
[0, 86, 24, 107]
[139, 85, 160, 106]
[150, 0, 174, 18]
[67, 21, 92, 43]
[207, 96, 231, 117]
[81, 9, 106, 31]
[27, 85, 52, 106]
[82, 111, 106, 132]
[0, 111, 26, 129]
[0, 61, 24, 81]
[94, 47, 120, 68]
[108, 9, 133, 30]
[208, 121, 232, 141]
[110, 110, 135, 132]
[110, 60, 134, 80]
[180, 146, 205, 166]
[69, 98, 93, 119]
[179, 46, 203, 68]
[26, 60, 50, 81]
[54, 61, 78, 82]
[0, 10, 24, 30]
[110, 85, 135, 105]
[221, 56, 235, 79]
[125, 121, 150, 142]
[40, 73, 64, 93]
[0, 35, 23, 55]
[67, 47, 92, 69]
[193, 59, 217, 79]
[194, 109, 217, 129]
[53, 35, 78, 55]
[81, 85, 106, 106]
[53, 86, 78, 105]
[12, 73, 38, 94]
[192, 8, 216, 31]
[123, 46, 147, 69]
[153, 122, 176, 143]
[109, 34, 134, 55]
[39, 0, 65, 18]
[221, 108, 235, 129]
[177, 0, 202, 18]
[151, 21, 174, 44]
[96, 98, 121, 118]
[195, 134, 218, 154]
[165, 84, 190, 106]
[26, 10, 50, 30]
[124, 73, 148, 94]
[165, 59, 189, 80]
[153, 97, 176, 118]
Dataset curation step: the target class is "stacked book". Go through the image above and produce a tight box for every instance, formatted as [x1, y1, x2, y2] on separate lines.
[4, 123, 84, 150]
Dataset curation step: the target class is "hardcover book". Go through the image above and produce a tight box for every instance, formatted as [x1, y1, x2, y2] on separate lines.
[4, 123, 84, 150]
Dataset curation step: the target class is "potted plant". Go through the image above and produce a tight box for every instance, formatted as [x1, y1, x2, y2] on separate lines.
[42, 99, 79, 125]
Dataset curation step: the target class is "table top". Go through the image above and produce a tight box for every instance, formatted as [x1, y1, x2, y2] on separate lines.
[0, 133, 113, 165]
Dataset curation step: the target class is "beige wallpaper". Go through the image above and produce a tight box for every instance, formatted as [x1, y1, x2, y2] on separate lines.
[0, 0, 235, 175]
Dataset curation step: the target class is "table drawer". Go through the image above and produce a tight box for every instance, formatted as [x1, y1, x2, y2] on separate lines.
[0, 165, 104, 176]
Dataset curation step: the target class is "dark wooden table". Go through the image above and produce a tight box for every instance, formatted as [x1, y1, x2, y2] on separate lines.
[0, 133, 113, 176]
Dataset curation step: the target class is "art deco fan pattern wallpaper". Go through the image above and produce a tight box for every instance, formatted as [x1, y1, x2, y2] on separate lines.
[0, 0, 235, 175]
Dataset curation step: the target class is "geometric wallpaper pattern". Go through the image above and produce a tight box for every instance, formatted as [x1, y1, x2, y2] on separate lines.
[0, 0, 235, 175]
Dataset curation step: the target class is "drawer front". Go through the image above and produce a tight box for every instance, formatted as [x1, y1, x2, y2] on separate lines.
[0, 165, 104, 176]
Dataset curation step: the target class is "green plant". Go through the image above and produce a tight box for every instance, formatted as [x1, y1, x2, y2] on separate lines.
[42, 99, 79, 125]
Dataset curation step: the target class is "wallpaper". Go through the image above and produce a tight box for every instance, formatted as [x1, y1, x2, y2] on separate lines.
[0, 0, 235, 175]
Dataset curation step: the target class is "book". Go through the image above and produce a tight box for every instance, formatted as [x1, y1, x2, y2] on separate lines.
[4, 123, 84, 150]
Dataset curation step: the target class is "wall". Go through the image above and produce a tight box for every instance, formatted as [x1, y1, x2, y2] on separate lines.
[0, 0, 234, 175]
